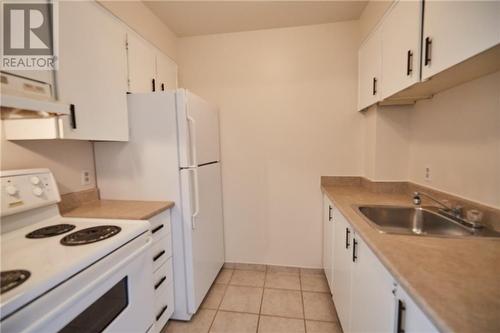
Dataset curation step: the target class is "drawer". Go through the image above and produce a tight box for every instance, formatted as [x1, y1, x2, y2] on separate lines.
[149, 211, 171, 241]
[153, 282, 174, 333]
[153, 258, 173, 291]
[151, 234, 171, 271]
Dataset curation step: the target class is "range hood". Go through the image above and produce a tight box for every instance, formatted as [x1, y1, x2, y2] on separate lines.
[1, 72, 69, 115]
[1, 94, 69, 115]
[1, 72, 69, 140]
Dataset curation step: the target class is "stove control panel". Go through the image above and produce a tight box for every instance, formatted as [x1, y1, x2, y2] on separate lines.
[1, 169, 61, 217]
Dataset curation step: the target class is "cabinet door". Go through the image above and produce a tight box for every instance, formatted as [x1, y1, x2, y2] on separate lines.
[332, 211, 353, 332]
[156, 53, 178, 91]
[381, 0, 422, 99]
[127, 33, 157, 93]
[58, 1, 128, 141]
[395, 285, 439, 333]
[422, 1, 500, 80]
[322, 195, 334, 290]
[350, 233, 395, 333]
[358, 27, 382, 111]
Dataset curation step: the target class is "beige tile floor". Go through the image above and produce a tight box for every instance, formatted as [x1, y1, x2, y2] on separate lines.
[164, 265, 342, 333]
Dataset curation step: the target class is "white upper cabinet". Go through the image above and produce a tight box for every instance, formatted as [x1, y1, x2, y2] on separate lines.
[358, 26, 382, 111]
[380, 0, 422, 99]
[421, 1, 500, 80]
[127, 34, 178, 93]
[156, 53, 178, 91]
[127, 33, 157, 93]
[322, 195, 334, 290]
[57, 1, 129, 141]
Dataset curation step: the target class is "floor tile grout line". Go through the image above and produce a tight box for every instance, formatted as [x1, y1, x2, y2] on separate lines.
[255, 265, 268, 333]
[299, 271, 307, 333]
[207, 269, 234, 332]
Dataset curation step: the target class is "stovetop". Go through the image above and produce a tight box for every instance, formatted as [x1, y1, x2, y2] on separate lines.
[0, 216, 149, 319]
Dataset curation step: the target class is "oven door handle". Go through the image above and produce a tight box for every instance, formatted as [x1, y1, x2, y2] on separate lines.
[25, 236, 153, 332]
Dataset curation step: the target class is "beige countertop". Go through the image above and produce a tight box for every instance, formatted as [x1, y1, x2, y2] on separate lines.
[62, 199, 174, 220]
[322, 184, 500, 333]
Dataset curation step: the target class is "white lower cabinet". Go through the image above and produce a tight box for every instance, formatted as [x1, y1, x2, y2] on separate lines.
[350, 232, 394, 333]
[322, 195, 334, 290]
[332, 207, 353, 331]
[324, 200, 439, 333]
[148, 210, 175, 333]
[394, 284, 439, 333]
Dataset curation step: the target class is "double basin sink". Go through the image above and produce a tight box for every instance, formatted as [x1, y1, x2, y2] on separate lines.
[355, 205, 500, 238]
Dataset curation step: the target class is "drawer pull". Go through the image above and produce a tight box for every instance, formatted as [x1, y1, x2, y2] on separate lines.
[396, 299, 406, 333]
[154, 276, 167, 290]
[345, 228, 350, 249]
[153, 250, 166, 262]
[156, 305, 168, 321]
[152, 224, 164, 234]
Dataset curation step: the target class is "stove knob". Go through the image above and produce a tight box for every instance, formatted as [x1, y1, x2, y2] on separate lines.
[30, 176, 41, 185]
[6, 185, 18, 196]
[32, 187, 44, 197]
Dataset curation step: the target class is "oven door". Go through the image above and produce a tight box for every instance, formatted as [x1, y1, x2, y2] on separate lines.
[2, 233, 154, 333]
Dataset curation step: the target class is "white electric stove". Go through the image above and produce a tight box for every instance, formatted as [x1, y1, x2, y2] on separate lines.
[0, 169, 154, 333]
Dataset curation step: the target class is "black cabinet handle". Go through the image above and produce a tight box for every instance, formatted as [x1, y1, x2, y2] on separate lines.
[372, 77, 377, 95]
[396, 299, 406, 333]
[69, 104, 77, 129]
[153, 250, 166, 262]
[161, 83, 165, 91]
[352, 238, 358, 262]
[152, 78, 156, 92]
[345, 228, 350, 249]
[154, 276, 167, 290]
[328, 206, 333, 221]
[406, 50, 413, 76]
[156, 305, 168, 321]
[152, 224, 164, 234]
[424, 37, 432, 66]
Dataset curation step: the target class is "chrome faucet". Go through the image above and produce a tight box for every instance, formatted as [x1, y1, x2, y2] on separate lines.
[412, 192, 483, 229]
[413, 192, 462, 216]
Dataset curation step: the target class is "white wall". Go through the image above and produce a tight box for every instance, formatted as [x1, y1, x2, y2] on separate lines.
[178, 21, 362, 268]
[363, 105, 411, 181]
[0, 129, 97, 194]
[409, 71, 500, 208]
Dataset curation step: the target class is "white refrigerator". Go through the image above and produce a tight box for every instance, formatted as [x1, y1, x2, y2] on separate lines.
[94, 90, 225, 321]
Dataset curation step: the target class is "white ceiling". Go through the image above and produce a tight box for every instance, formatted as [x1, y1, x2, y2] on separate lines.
[143, 1, 368, 37]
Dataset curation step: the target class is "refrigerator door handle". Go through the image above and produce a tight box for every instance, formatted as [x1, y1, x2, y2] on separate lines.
[190, 168, 200, 229]
[187, 115, 198, 168]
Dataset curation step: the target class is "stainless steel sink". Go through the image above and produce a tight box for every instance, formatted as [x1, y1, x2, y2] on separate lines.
[354, 205, 500, 238]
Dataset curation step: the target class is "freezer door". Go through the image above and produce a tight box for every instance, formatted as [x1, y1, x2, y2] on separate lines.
[177, 90, 221, 167]
[179, 163, 225, 313]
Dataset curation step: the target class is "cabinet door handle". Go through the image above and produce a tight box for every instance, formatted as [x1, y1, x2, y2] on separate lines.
[152, 224, 164, 234]
[156, 305, 168, 321]
[153, 250, 166, 262]
[424, 37, 432, 66]
[372, 77, 377, 95]
[328, 205, 333, 221]
[154, 276, 167, 290]
[345, 228, 350, 249]
[352, 238, 358, 262]
[406, 50, 413, 76]
[161, 83, 165, 91]
[69, 104, 77, 129]
[152, 78, 156, 92]
[396, 299, 406, 333]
